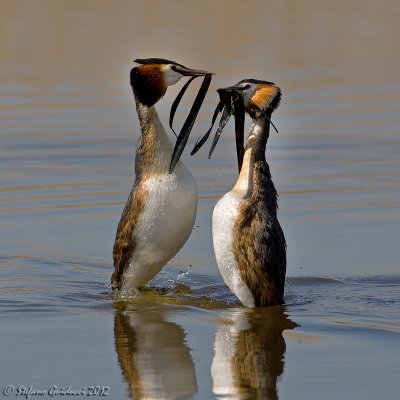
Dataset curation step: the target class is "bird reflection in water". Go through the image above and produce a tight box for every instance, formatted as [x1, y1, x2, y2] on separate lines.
[114, 306, 198, 400]
[211, 307, 296, 400]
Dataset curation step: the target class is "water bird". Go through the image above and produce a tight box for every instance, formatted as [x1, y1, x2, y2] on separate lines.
[112, 58, 212, 291]
[192, 79, 286, 307]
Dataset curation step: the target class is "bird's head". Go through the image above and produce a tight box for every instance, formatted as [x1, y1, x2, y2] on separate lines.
[131, 58, 212, 107]
[131, 58, 213, 173]
[191, 79, 281, 172]
[220, 79, 281, 119]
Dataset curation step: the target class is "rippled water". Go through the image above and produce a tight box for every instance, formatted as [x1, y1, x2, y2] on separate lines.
[1, 1, 400, 399]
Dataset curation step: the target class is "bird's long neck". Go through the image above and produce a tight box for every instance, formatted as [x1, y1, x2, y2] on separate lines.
[233, 117, 270, 196]
[134, 100, 174, 179]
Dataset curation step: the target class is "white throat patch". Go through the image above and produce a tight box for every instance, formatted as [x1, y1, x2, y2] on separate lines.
[161, 65, 183, 86]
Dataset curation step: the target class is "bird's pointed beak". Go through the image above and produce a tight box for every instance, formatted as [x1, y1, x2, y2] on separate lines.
[169, 73, 213, 173]
[178, 67, 214, 77]
[219, 85, 246, 93]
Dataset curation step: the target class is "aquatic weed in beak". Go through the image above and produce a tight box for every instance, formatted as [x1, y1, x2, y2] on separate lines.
[169, 73, 212, 173]
[191, 88, 246, 172]
[191, 83, 280, 173]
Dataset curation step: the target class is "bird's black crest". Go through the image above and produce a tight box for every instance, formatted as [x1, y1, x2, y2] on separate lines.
[134, 58, 187, 69]
[236, 78, 276, 86]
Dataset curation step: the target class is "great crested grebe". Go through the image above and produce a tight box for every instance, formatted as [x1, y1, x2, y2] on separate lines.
[112, 58, 212, 291]
[192, 79, 286, 307]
